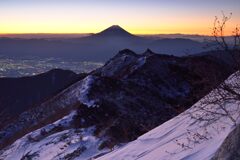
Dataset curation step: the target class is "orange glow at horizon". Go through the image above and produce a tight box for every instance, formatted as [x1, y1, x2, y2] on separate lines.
[0, 22, 238, 36]
[0, 0, 239, 36]
[0, 13, 239, 36]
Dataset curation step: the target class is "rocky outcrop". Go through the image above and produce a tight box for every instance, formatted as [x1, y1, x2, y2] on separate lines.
[211, 124, 240, 160]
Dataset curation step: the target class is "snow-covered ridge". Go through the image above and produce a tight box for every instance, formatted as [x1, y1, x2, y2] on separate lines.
[0, 111, 106, 160]
[76, 75, 96, 107]
[95, 49, 145, 78]
[97, 72, 240, 160]
[0, 75, 97, 150]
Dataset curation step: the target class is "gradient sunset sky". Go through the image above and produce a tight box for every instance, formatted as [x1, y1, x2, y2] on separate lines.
[0, 0, 239, 35]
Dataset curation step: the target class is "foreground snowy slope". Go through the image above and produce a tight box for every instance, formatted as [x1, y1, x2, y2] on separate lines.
[97, 72, 240, 160]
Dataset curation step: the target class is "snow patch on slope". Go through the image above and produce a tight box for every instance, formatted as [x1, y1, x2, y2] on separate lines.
[128, 56, 147, 74]
[0, 111, 108, 160]
[77, 75, 96, 107]
[97, 72, 240, 160]
[62, 75, 97, 108]
[0, 75, 97, 147]
[99, 54, 139, 77]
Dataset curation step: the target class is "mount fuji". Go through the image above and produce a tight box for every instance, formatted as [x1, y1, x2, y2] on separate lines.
[95, 25, 135, 37]
[0, 25, 208, 61]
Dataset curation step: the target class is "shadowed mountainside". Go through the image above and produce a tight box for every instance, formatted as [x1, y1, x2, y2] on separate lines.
[0, 49, 235, 158]
[0, 69, 86, 129]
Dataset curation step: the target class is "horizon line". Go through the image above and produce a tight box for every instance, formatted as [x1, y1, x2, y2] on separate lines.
[0, 32, 214, 36]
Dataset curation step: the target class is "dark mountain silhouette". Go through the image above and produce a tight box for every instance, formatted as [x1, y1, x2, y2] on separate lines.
[0, 49, 235, 153]
[0, 69, 86, 129]
[0, 26, 209, 61]
[95, 25, 134, 37]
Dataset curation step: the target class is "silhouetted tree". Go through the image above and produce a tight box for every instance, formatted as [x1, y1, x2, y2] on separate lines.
[169, 13, 240, 155]
[190, 13, 240, 127]
[212, 12, 240, 68]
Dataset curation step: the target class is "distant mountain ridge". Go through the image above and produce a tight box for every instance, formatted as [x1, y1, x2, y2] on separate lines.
[0, 25, 210, 61]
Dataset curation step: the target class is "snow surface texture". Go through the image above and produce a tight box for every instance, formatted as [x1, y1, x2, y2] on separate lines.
[60, 74, 97, 108]
[97, 72, 240, 160]
[0, 111, 108, 160]
[0, 75, 108, 160]
[0, 75, 96, 146]
[96, 50, 150, 80]
[76, 75, 96, 107]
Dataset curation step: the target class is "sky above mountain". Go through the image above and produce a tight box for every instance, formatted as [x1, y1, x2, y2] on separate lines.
[0, 0, 239, 35]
